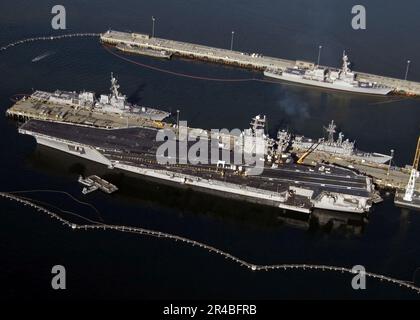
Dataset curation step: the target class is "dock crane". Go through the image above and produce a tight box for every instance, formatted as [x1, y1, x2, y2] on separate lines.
[403, 136, 420, 202]
[297, 140, 322, 164]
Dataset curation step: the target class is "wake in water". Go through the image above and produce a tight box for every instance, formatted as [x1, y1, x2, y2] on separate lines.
[31, 51, 55, 62]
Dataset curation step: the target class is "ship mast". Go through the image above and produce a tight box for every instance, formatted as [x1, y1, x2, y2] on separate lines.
[342, 51, 351, 74]
[110, 72, 121, 98]
[250, 115, 266, 132]
[324, 120, 336, 143]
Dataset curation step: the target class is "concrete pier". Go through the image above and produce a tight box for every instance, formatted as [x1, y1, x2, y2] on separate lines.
[100, 30, 294, 70]
[100, 30, 420, 96]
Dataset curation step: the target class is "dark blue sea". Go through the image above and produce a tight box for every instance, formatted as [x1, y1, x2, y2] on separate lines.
[1, 0, 420, 299]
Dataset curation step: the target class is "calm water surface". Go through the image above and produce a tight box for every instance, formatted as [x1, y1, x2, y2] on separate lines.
[0, 0, 420, 299]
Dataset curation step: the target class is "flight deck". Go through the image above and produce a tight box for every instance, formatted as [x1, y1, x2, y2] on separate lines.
[19, 119, 377, 214]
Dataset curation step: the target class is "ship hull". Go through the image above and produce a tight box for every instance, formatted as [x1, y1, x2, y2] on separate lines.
[20, 129, 113, 167]
[264, 71, 392, 95]
[20, 128, 312, 213]
[18, 120, 379, 215]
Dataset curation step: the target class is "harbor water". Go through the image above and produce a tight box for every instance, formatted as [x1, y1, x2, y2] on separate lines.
[1, 0, 420, 299]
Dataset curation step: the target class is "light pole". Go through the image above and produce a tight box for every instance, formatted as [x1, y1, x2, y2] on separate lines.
[152, 16, 156, 38]
[317, 45, 322, 66]
[405, 60, 411, 80]
[230, 31, 235, 51]
[176, 109, 180, 137]
[387, 149, 394, 176]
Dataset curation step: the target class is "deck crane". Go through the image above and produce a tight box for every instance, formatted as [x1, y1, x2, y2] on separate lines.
[297, 140, 322, 164]
[403, 136, 420, 202]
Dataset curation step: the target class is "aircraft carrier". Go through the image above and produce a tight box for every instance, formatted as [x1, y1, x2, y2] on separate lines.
[17, 117, 380, 215]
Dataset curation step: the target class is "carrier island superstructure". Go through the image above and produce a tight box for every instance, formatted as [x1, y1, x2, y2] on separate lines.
[100, 30, 420, 96]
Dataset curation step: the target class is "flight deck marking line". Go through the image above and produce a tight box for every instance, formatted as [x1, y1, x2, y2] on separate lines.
[265, 173, 366, 187]
[262, 166, 364, 180]
[252, 173, 366, 188]
[252, 175, 367, 191]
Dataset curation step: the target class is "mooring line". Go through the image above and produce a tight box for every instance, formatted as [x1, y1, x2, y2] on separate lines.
[102, 44, 256, 82]
[13, 193, 101, 225]
[7, 189, 104, 222]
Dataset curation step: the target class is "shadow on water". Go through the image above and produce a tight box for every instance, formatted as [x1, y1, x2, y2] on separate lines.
[24, 144, 368, 236]
[127, 82, 147, 104]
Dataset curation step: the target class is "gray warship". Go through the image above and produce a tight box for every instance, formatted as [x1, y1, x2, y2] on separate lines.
[264, 52, 392, 95]
[292, 120, 393, 164]
[29, 73, 170, 121]
[116, 43, 172, 59]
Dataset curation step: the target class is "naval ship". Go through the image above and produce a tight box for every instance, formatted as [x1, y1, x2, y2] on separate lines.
[29, 73, 170, 121]
[15, 114, 381, 215]
[116, 43, 172, 59]
[264, 52, 392, 95]
[292, 120, 393, 164]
